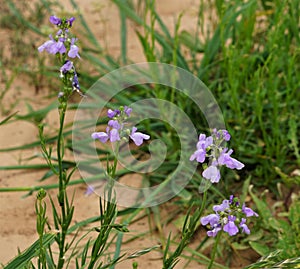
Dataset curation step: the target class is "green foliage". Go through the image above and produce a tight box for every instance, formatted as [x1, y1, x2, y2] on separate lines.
[246, 190, 300, 268]
[244, 250, 300, 269]
[3, 234, 56, 269]
[2, 0, 300, 268]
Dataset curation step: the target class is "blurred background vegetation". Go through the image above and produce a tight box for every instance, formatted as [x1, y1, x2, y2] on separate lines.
[1, 0, 300, 268]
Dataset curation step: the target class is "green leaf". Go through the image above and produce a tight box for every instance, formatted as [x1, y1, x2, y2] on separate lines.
[246, 229, 264, 242]
[0, 111, 18, 125]
[249, 241, 270, 256]
[249, 186, 273, 226]
[178, 30, 204, 52]
[127, 245, 160, 259]
[231, 242, 250, 250]
[3, 233, 56, 269]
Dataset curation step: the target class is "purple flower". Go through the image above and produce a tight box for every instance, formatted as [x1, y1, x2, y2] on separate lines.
[207, 226, 222, 237]
[202, 165, 220, 183]
[107, 109, 117, 118]
[68, 38, 80, 58]
[124, 106, 132, 117]
[85, 185, 95, 196]
[213, 129, 231, 141]
[213, 199, 230, 212]
[108, 120, 121, 130]
[92, 107, 150, 147]
[200, 213, 219, 226]
[218, 149, 244, 170]
[196, 134, 213, 149]
[92, 125, 121, 144]
[221, 130, 231, 141]
[67, 17, 75, 27]
[242, 204, 259, 217]
[72, 72, 80, 91]
[39, 38, 66, 55]
[223, 215, 239, 236]
[202, 195, 258, 238]
[91, 131, 109, 143]
[39, 34, 76, 58]
[129, 127, 150, 146]
[49, 15, 62, 25]
[190, 134, 212, 163]
[38, 36, 56, 53]
[109, 128, 120, 142]
[56, 29, 63, 36]
[60, 60, 73, 73]
[239, 218, 250, 234]
[55, 40, 67, 54]
[189, 148, 206, 163]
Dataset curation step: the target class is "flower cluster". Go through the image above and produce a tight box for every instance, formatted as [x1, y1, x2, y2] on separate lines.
[190, 129, 244, 183]
[38, 15, 81, 96]
[91, 106, 150, 146]
[201, 195, 258, 237]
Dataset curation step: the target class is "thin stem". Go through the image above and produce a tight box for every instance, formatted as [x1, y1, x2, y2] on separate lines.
[107, 142, 119, 203]
[208, 231, 222, 269]
[57, 103, 68, 269]
[111, 142, 120, 179]
[199, 190, 207, 217]
[162, 191, 208, 269]
[87, 143, 120, 268]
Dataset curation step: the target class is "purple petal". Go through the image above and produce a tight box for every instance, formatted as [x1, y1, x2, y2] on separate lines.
[60, 60, 73, 73]
[107, 109, 117, 118]
[38, 40, 53, 52]
[91, 132, 109, 143]
[57, 41, 66, 54]
[68, 44, 80, 58]
[207, 226, 222, 237]
[108, 120, 121, 130]
[239, 218, 250, 234]
[242, 204, 259, 217]
[124, 106, 132, 116]
[202, 165, 220, 183]
[189, 148, 206, 163]
[196, 134, 212, 149]
[130, 127, 150, 146]
[205, 136, 213, 147]
[200, 214, 219, 226]
[109, 128, 120, 142]
[85, 185, 95, 196]
[49, 15, 62, 25]
[67, 17, 75, 27]
[72, 73, 80, 90]
[223, 217, 239, 236]
[213, 199, 230, 212]
[221, 129, 231, 141]
[218, 149, 244, 170]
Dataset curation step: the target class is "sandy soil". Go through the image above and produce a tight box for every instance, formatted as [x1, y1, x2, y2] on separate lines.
[0, 0, 202, 267]
[0, 1, 252, 268]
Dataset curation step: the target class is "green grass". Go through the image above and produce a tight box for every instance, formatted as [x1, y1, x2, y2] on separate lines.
[1, 0, 300, 268]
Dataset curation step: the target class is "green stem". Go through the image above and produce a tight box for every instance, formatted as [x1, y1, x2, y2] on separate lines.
[208, 231, 222, 269]
[111, 142, 120, 179]
[107, 142, 119, 203]
[199, 190, 207, 217]
[162, 191, 208, 269]
[57, 103, 68, 269]
[88, 143, 120, 269]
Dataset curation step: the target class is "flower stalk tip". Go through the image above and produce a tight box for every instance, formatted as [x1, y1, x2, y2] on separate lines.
[92, 106, 150, 147]
[38, 15, 82, 98]
[190, 129, 244, 183]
